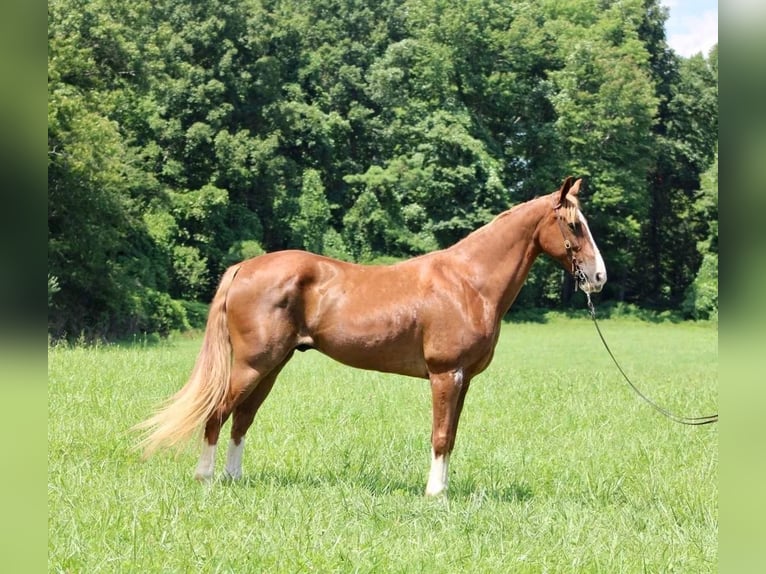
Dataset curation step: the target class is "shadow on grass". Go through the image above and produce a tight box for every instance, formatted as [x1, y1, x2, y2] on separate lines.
[233, 466, 533, 503]
[236, 467, 424, 497]
[449, 478, 534, 503]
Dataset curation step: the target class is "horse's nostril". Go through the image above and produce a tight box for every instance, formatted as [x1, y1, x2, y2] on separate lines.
[595, 272, 604, 283]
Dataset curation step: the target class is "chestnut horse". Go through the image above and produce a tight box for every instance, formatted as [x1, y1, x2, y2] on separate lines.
[137, 176, 606, 496]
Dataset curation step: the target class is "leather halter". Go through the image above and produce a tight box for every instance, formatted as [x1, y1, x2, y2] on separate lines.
[553, 201, 587, 286]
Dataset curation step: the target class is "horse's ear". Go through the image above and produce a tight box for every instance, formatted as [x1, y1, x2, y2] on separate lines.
[557, 176, 575, 206]
[568, 178, 583, 197]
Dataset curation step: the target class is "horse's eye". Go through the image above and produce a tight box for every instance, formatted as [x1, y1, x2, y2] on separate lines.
[568, 221, 578, 232]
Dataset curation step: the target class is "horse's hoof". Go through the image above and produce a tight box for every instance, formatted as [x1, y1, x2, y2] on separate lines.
[222, 469, 242, 481]
[194, 470, 214, 482]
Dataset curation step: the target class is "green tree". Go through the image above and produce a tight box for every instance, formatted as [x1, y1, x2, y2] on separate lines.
[291, 169, 333, 253]
[682, 150, 718, 319]
[641, 40, 718, 308]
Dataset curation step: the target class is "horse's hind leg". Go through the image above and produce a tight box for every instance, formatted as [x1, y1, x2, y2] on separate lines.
[194, 393, 235, 481]
[223, 355, 292, 480]
[195, 416, 227, 481]
[194, 356, 287, 481]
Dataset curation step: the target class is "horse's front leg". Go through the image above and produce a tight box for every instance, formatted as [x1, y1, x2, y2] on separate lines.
[425, 368, 467, 497]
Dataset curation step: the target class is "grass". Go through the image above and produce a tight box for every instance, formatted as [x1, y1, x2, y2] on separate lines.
[48, 316, 717, 572]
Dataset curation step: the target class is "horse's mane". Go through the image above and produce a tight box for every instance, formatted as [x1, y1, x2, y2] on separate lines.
[496, 192, 581, 225]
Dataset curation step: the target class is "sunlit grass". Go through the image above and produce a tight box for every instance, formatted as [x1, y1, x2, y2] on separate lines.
[48, 317, 717, 572]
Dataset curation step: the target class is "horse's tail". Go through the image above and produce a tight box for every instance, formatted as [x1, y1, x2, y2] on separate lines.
[135, 264, 241, 458]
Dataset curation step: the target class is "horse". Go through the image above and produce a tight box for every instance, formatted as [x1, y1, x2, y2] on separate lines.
[136, 176, 606, 496]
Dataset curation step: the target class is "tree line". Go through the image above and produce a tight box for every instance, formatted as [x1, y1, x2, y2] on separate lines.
[48, 0, 718, 340]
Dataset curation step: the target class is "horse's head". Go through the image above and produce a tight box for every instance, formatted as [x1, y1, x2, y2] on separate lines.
[539, 176, 607, 293]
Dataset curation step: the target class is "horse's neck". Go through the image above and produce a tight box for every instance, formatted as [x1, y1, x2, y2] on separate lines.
[450, 197, 546, 314]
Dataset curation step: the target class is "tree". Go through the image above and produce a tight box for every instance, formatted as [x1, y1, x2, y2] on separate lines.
[291, 169, 333, 253]
[682, 150, 718, 319]
[641, 39, 718, 308]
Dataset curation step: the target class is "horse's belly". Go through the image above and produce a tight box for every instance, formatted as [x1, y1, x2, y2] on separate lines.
[313, 328, 428, 379]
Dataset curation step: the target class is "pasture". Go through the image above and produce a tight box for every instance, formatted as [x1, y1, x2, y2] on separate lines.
[48, 316, 717, 572]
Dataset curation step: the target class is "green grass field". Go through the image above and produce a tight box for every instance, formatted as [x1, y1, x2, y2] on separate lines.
[48, 317, 717, 572]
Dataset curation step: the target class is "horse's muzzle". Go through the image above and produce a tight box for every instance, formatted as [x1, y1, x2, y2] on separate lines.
[577, 268, 606, 293]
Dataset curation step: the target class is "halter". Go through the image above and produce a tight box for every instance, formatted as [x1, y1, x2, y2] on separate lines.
[553, 201, 588, 288]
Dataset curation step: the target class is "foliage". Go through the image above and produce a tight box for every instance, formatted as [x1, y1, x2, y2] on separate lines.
[48, 0, 719, 339]
[682, 152, 718, 320]
[126, 288, 191, 336]
[180, 299, 210, 330]
[682, 252, 718, 321]
[223, 239, 266, 267]
[291, 169, 334, 252]
[48, 274, 60, 308]
[639, 37, 718, 308]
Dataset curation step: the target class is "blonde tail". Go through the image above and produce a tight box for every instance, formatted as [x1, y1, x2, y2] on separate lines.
[135, 264, 241, 458]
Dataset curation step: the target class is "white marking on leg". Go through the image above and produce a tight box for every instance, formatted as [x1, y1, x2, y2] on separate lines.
[425, 450, 450, 496]
[224, 438, 244, 480]
[194, 439, 217, 481]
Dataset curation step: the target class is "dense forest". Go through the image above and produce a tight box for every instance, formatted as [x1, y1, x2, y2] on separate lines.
[48, 0, 718, 340]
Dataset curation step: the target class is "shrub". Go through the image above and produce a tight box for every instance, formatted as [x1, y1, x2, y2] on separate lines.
[682, 252, 718, 320]
[128, 288, 190, 336]
[171, 245, 209, 299]
[321, 228, 352, 261]
[180, 300, 209, 330]
[223, 239, 265, 266]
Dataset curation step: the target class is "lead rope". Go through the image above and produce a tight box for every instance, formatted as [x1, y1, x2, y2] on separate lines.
[585, 294, 718, 426]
